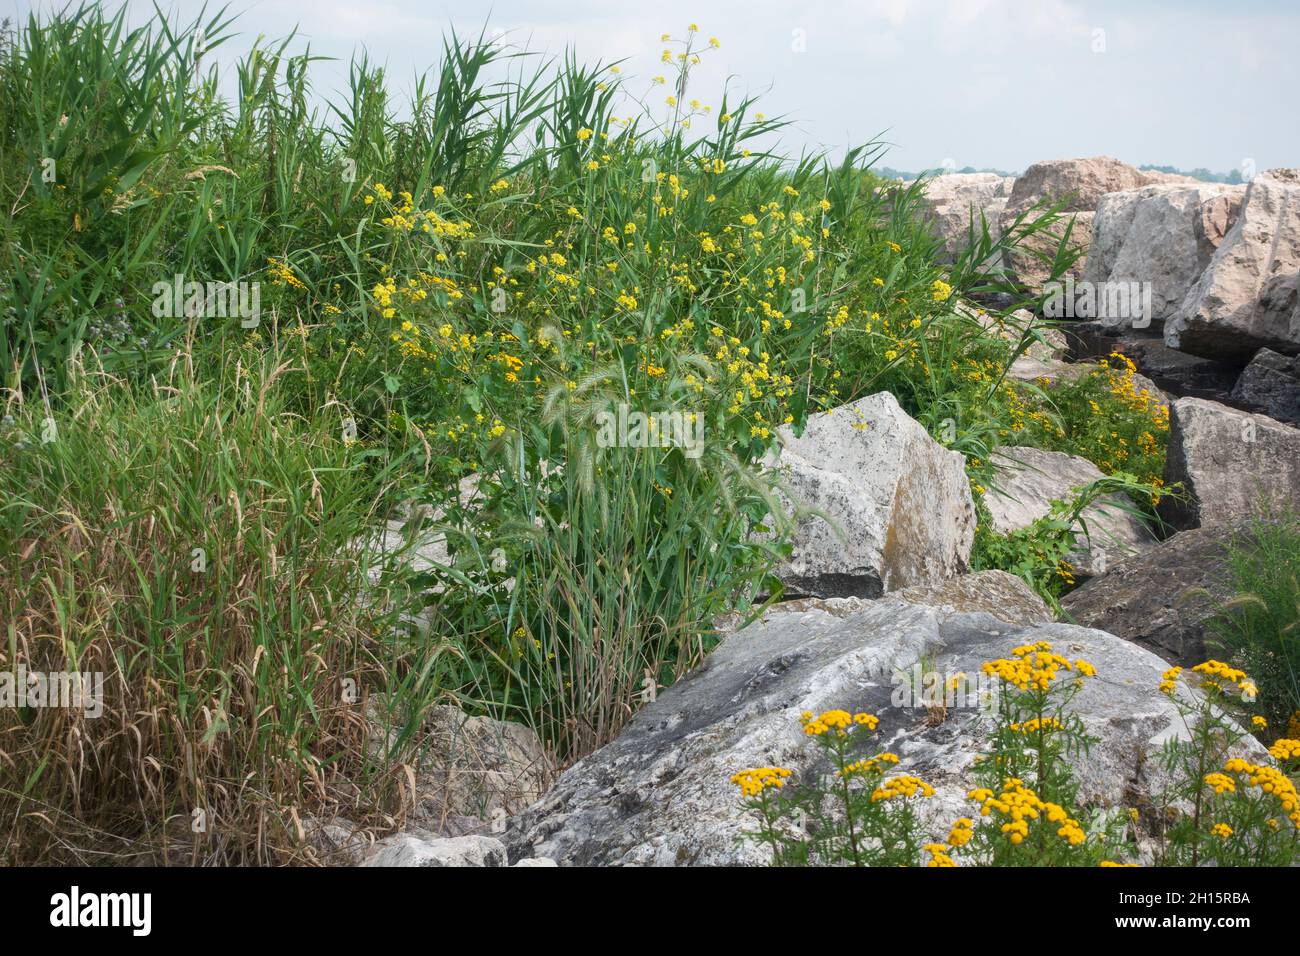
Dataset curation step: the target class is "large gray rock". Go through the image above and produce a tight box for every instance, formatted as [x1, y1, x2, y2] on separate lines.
[1061, 525, 1241, 666]
[1083, 183, 1245, 324]
[985, 446, 1157, 577]
[999, 157, 1153, 289]
[889, 569, 1054, 624]
[913, 173, 1015, 264]
[361, 833, 507, 867]
[770, 392, 976, 598]
[367, 701, 554, 831]
[505, 588, 1263, 866]
[1167, 168, 1300, 362]
[769, 570, 1053, 627]
[1160, 396, 1300, 530]
[1230, 347, 1300, 424]
[1006, 354, 1076, 385]
[413, 705, 555, 823]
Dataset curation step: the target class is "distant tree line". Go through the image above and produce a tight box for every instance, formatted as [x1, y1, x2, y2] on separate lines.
[1138, 164, 1247, 184]
[875, 163, 1247, 184]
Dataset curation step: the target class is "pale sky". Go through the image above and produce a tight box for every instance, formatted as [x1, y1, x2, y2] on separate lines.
[8, 0, 1298, 175]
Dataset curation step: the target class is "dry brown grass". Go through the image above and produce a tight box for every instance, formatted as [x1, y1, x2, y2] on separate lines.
[0, 357, 450, 864]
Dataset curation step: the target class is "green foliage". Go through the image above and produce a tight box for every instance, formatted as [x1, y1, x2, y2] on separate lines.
[0, 6, 1186, 864]
[1206, 511, 1300, 734]
[971, 473, 1162, 609]
[0, 4, 236, 390]
[1012, 350, 1170, 489]
[1153, 662, 1300, 867]
[409, 379, 790, 759]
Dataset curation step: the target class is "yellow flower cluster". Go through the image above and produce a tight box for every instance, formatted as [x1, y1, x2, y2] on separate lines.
[372, 275, 398, 318]
[1159, 666, 1182, 695]
[1191, 660, 1257, 700]
[1009, 716, 1064, 734]
[266, 257, 306, 290]
[981, 641, 1095, 691]
[1210, 822, 1233, 839]
[1203, 772, 1236, 795]
[367, 182, 475, 239]
[1268, 738, 1300, 762]
[870, 775, 935, 802]
[730, 766, 792, 798]
[839, 752, 899, 777]
[1056, 817, 1087, 846]
[968, 779, 1086, 846]
[1223, 758, 1300, 826]
[923, 843, 956, 867]
[947, 817, 974, 847]
[801, 709, 876, 737]
[1099, 351, 1168, 433]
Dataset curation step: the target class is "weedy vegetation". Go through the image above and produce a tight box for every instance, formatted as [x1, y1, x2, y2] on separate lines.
[735, 645, 1300, 867]
[0, 6, 1288, 865]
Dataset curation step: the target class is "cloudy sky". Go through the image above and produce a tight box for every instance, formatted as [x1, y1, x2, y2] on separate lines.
[8, 0, 1297, 174]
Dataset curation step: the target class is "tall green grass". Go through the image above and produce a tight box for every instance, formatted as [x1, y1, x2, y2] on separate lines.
[1208, 511, 1300, 735]
[417, 372, 791, 758]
